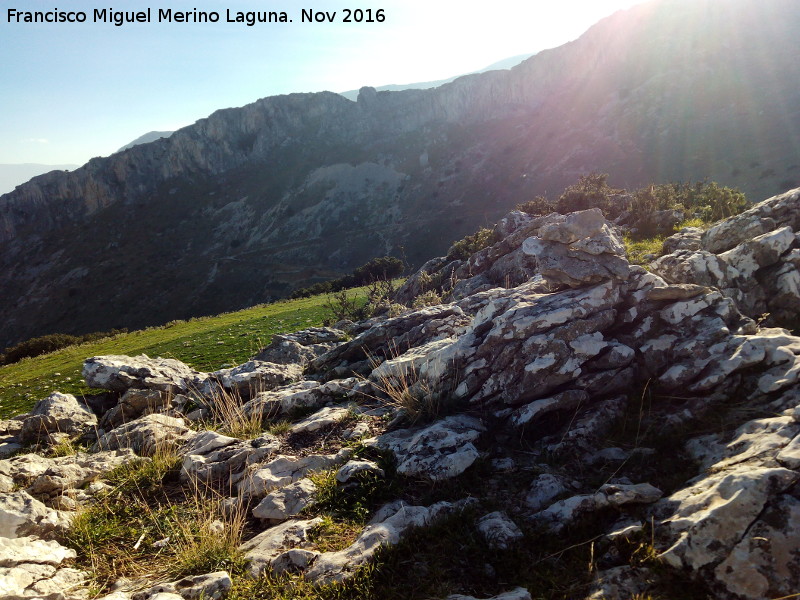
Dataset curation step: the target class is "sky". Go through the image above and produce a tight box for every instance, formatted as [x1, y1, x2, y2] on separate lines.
[0, 0, 643, 166]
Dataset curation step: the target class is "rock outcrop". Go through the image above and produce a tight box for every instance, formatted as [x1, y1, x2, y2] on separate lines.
[3, 189, 800, 598]
[654, 188, 800, 329]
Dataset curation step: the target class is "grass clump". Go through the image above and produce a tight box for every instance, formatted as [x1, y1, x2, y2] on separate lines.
[624, 235, 666, 266]
[66, 446, 247, 591]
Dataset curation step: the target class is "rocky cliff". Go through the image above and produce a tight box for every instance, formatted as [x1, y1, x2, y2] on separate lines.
[2, 188, 800, 599]
[3, 0, 800, 347]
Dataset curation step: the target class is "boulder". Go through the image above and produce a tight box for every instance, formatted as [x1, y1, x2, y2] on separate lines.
[251, 478, 317, 523]
[180, 431, 279, 486]
[19, 392, 97, 444]
[237, 449, 351, 499]
[240, 517, 323, 578]
[475, 511, 524, 550]
[202, 361, 302, 399]
[132, 571, 231, 600]
[306, 499, 469, 584]
[93, 414, 192, 456]
[83, 355, 206, 394]
[371, 415, 484, 481]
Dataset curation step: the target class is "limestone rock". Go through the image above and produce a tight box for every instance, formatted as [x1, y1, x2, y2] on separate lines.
[524, 473, 568, 512]
[83, 355, 206, 394]
[100, 388, 170, 430]
[93, 414, 192, 456]
[25, 449, 138, 497]
[240, 517, 323, 577]
[535, 483, 662, 531]
[475, 511, 523, 550]
[712, 494, 800, 599]
[371, 415, 484, 481]
[0, 491, 73, 538]
[657, 466, 798, 570]
[289, 406, 350, 434]
[335, 460, 384, 484]
[203, 361, 302, 398]
[132, 571, 231, 600]
[251, 478, 317, 523]
[19, 392, 97, 444]
[254, 327, 347, 365]
[180, 431, 279, 486]
[0, 536, 76, 566]
[237, 448, 351, 499]
[306, 500, 467, 584]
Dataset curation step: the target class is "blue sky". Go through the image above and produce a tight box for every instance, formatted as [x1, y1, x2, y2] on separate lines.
[0, 0, 642, 165]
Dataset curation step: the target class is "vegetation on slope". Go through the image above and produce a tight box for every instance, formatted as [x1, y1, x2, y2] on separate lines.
[0, 293, 357, 419]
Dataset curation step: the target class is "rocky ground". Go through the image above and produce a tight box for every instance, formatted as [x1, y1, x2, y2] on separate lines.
[2, 188, 800, 600]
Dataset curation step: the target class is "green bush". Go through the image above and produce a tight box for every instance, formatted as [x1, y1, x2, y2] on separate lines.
[291, 256, 404, 299]
[446, 227, 501, 261]
[556, 172, 624, 215]
[1, 328, 128, 365]
[516, 174, 747, 241]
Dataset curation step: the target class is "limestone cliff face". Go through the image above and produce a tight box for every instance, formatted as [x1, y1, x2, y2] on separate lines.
[2, 0, 800, 346]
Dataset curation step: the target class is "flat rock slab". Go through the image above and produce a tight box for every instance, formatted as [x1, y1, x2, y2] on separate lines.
[371, 415, 485, 481]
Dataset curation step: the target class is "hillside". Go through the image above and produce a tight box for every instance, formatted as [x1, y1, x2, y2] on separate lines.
[0, 163, 78, 195]
[2, 0, 800, 347]
[2, 187, 800, 599]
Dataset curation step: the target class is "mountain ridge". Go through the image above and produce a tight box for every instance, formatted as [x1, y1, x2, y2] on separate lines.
[2, 0, 800, 347]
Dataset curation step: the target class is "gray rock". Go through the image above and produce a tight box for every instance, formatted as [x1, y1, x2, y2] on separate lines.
[475, 511, 523, 550]
[240, 517, 323, 577]
[524, 473, 568, 512]
[534, 483, 662, 531]
[133, 571, 231, 600]
[83, 355, 206, 394]
[180, 431, 280, 486]
[251, 478, 317, 523]
[306, 499, 468, 584]
[290, 406, 350, 434]
[93, 414, 192, 456]
[19, 392, 97, 444]
[0, 536, 76, 566]
[25, 449, 138, 497]
[446, 588, 532, 600]
[203, 361, 302, 398]
[0, 491, 73, 538]
[335, 460, 384, 484]
[100, 388, 170, 430]
[371, 415, 484, 481]
[237, 448, 351, 499]
[254, 327, 347, 365]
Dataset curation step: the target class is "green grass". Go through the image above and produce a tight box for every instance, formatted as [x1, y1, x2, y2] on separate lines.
[0, 290, 367, 419]
[624, 235, 665, 266]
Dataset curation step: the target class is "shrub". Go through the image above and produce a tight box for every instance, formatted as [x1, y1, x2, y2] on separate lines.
[446, 227, 501, 261]
[516, 195, 556, 216]
[291, 256, 405, 299]
[2, 328, 128, 365]
[556, 172, 624, 216]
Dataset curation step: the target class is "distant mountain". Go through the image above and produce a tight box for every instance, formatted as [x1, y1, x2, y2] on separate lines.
[116, 131, 173, 153]
[338, 53, 536, 101]
[0, 163, 78, 195]
[2, 0, 800, 347]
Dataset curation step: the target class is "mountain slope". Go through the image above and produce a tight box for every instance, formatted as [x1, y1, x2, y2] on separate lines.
[2, 0, 800, 347]
[116, 130, 173, 153]
[0, 163, 79, 195]
[337, 52, 536, 101]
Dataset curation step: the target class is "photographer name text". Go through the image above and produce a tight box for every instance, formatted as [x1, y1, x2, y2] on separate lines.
[6, 7, 386, 27]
